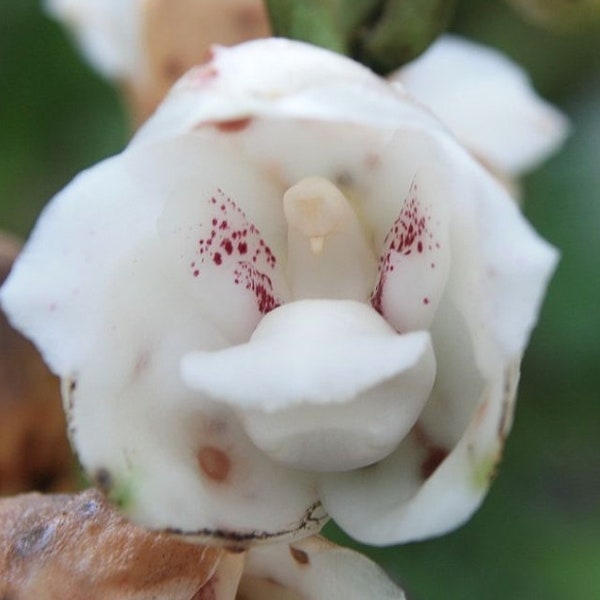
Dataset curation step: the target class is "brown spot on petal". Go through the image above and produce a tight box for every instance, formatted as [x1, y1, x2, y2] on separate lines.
[413, 423, 449, 480]
[213, 117, 252, 133]
[498, 364, 518, 442]
[198, 446, 231, 482]
[420, 446, 449, 480]
[93, 468, 113, 493]
[289, 546, 310, 566]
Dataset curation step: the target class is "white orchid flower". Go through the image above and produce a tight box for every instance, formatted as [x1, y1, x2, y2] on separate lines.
[390, 34, 569, 178]
[1, 39, 560, 547]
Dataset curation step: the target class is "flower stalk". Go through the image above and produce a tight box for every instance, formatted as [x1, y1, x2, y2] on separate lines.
[265, 0, 458, 72]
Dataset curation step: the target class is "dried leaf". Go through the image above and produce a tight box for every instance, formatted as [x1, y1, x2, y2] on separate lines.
[0, 489, 224, 599]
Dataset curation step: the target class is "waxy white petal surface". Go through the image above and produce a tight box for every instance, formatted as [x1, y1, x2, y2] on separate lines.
[0, 38, 561, 548]
[393, 35, 569, 176]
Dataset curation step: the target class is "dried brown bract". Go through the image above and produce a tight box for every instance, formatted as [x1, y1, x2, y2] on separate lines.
[0, 489, 223, 599]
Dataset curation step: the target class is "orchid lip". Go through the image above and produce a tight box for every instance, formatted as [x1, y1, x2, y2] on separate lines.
[181, 299, 436, 472]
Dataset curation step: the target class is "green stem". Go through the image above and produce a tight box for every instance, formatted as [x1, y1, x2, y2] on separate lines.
[265, 0, 457, 73]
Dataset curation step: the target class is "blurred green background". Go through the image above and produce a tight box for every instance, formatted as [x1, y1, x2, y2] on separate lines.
[1, 1, 598, 598]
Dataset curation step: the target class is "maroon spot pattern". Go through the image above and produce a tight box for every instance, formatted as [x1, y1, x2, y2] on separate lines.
[371, 180, 438, 316]
[191, 190, 280, 314]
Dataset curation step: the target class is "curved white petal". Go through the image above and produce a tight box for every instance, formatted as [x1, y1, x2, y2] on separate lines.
[183, 300, 435, 472]
[131, 38, 443, 147]
[45, 0, 143, 79]
[320, 361, 517, 545]
[438, 135, 559, 372]
[0, 152, 163, 375]
[200, 551, 246, 599]
[240, 536, 405, 599]
[392, 35, 569, 176]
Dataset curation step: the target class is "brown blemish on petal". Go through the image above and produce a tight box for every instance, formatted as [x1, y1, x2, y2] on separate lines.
[335, 171, 354, 187]
[133, 351, 151, 379]
[499, 364, 519, 441]
[213, 117, 252, 133]
[198, 446, 231, 482]
[93, 468, 113, 493]
[365, 152, 381, 169]
[420, 446, 449, 480]
[473, 399, 490, 428]
[163, 501, 328, 549]
[289, 546, 310, 566]
[413, 423, 450, 480]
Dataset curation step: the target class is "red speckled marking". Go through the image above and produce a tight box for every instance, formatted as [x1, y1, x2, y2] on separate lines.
[193, 190, 280, 314]
[371, 180, 437, 315]
[233, 263, 278, 314]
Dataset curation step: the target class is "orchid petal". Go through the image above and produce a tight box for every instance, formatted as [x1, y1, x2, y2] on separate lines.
[240, 536, 405, 599]
[391, 35, 569, 176]
[131, 39, 441, 147]
[440, 136, 559, 371]
[45, 0, 143, 79]
[196, 550, 246, 599]
[371, 176, 451, 332]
